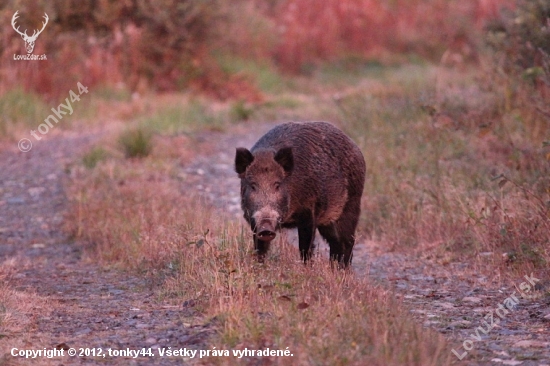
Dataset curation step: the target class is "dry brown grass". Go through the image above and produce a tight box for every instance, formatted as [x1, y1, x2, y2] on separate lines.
[331, 63, 550, 276]
[66, 142, 451, 365]
[0, 261, 51, 364]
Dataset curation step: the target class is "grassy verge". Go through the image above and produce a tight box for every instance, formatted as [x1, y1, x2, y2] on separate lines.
[332, 64, 549, 274]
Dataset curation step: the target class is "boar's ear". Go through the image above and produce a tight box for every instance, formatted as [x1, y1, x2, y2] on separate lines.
[235, 147, 254, 175]
[274, 147, 293, 173]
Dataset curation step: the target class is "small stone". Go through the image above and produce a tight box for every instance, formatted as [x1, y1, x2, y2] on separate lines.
[491, 359, 523, 365]
[462, 296, 482, 303]
[435, 302, 455, 309]
[448, 320, 471, 328]
[7, 197, 25, 204]
[76, 328, 92, 336]
[502, 361, 523, 366]
[28, 187, 46, 198]
[178, 335, 190, 343]
[513, 340, 550, 348]
[125, 320, 137, 327]
[145, 338, 157, 345]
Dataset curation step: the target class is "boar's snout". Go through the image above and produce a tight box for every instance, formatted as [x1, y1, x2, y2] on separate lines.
[257, 219, 277, 242]
[252, 208, 280, 243]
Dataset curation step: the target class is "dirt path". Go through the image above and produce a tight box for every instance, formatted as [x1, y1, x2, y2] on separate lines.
[1, 123, 549, 365]
[0, 134, 214, 366]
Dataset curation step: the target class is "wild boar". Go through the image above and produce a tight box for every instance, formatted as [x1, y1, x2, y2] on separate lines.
[234, 121, 366, 267]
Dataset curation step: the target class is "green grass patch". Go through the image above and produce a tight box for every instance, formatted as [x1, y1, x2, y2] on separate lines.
[118, 128, 152, 158]
[140, 99, 227, 134]
[229, 100, 255, 122]
[82, 146, 110, 169]
[214, 54, 290, 94]
[0, 88, 50, 137]
[90, 85, 132, 102]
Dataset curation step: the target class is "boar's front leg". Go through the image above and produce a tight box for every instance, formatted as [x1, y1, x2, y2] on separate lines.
[296, 210, 316, 263]
[317, 222, 343, 265]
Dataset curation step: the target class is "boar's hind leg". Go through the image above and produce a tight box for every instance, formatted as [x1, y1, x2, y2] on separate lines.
[325, 198, 361, 268]
[339, 197, 361, 267]
[253, 233, 270, 263]
[297, 211, 316, 263]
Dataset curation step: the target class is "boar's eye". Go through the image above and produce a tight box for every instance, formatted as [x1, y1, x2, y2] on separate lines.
[249, 182, 258, 192]
[274, 182, 281, 191]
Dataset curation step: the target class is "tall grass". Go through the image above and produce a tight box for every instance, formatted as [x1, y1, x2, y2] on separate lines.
[335, 64, 549, 272]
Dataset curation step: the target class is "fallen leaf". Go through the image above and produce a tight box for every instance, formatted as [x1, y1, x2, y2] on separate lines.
[297, 302, 309, 310]
[56, 343, 70, 350]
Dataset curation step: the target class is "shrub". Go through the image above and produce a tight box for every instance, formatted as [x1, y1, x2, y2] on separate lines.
[487, 0, 550, 73]
[0, 0, 221, 97]
[118, 128, 152, 158]
[82, 146, 109, 169]
[485, 0, 550, 141]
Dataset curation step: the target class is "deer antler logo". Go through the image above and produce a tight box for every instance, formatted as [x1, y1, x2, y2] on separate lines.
[11, 11, 49, 54]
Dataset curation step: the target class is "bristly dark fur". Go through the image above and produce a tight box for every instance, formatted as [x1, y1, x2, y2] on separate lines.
[235, 121, 366, 267]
